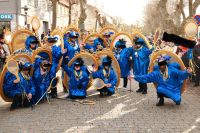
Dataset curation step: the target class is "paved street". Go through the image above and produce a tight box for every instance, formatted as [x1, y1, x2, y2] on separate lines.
[0, 79, 200, 133]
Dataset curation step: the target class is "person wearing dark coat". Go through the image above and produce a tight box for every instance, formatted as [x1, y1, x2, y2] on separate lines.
[193, 42, 200, 86]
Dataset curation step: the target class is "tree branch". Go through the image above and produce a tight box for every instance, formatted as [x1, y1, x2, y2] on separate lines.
[180, 0, 186, 20]
[189, 0, 193, 16]
[192, 0, 200, 15]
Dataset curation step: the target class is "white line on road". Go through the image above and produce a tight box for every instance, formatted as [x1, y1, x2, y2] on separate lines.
[64, 125, 95, 133]
[86, 103, 137, 123]
[182, 125, 197, 133]
[107, 94, 129, 103]
[130, 98, 147, 106]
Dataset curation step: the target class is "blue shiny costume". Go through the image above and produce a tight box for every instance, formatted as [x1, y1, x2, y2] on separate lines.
[25, 36, 38, 52]
[63, 65, 89, 98]
[51, 45, 62, 67]
[3, 72, 35, 99]
[134, 64, 189, 104]
[32, 54, 57, 102]
[62, 32, 81, 90]
[63, 39, 80, 63]
[129, 38, 153, 93]
[84, 38, 105, 52]
[14, 36, 38, 55]
[114, 41, 131, 78]
[129, 38, 153, 76]
[92, 66, 117, 95]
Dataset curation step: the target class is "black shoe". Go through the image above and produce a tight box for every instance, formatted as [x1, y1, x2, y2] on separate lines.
[49, 93, 57, 98]
[10, 103, 18, 111]
[142, 91, 147, 94]
[194, 84, 199, 87]
[49, 87, 58, 98]
[99, 92, 107, 97]
[136, 88, 143, 93]
[107, 92, 113, 96]
[156, 98, 164, 106]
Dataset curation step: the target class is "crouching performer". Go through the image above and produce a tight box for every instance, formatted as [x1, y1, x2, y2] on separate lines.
[133, 56, 192, 106]
[63, 58, 89, 99]
[92, 56, 117, 96]
[3, 62, 35, 111]
[32, 53, 57, 103]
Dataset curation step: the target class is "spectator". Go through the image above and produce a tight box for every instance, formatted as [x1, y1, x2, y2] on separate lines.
[47, 29, 51, 36]
[193, 39, 200, 87]
[41, 32, 45, 41]
[0, 34, 10, 72]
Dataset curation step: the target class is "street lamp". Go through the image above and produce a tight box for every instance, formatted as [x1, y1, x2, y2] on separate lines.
[22, 5, 30, 27]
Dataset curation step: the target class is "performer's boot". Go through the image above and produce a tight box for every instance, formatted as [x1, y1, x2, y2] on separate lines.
[142, 90, 147, 94]
[136, 88, 143, 93]
[10, 94, 22, 111]
[49, 87, 57, 98]
[23, 98, 31, 107]
[99, 87, 108, 97]
[156, 97, 164, 106]
[194, 83, 199, 87]
[194, 74, 200, 87]
[136, 83, 143, 93]
[142, 83, 147, 94]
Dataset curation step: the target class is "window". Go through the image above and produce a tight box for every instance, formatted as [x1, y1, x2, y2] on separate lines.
[27, 0, 35, 7]
[34, 0, 38, 8]
[27, 0, 38, 8]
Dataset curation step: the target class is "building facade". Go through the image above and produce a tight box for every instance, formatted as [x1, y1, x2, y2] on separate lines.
[0, 0, 71, 36]
[0, 0, 103, 35]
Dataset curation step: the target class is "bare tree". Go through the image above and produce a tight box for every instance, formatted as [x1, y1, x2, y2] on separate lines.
[111, 16, 123, 27]
[78, 0, 87, 31]
[68, 0, 78, 25]
[95, 10, 109, 29]
[144, 0, 200, 34]
[51, 0, 58, 30]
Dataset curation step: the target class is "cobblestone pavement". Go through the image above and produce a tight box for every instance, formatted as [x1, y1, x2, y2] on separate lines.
[0, 79, 200, 133]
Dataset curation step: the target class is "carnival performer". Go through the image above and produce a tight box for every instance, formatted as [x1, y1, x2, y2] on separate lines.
[133, 56, 192, 106]
[25, 36, 39, 52]
[3, 62, 35, 110]
[129, 37, 154, 94]
[62, 58, 89, 99]
[46, 36, 63, 97]
[102, 32, 113, 47]
[14, 35, 39, 55]
[84, 37, 105, 52]
[92, 56, 117, 96]
[32, 52, 57, 103]
[114, 39, 131, 90]
[63, 31, 80, 64]
[62, 31, 80, 91]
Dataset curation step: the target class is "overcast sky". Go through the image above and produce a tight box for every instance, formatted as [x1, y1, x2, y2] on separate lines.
[88, 0, 200, 25]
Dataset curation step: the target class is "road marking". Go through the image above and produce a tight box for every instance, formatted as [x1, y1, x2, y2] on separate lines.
[64, 125, 95, 133]
[183, 117, 200, 133]
[183, 125, 197, 133]
[107, 94, 129, 103]
[195, 117, 200, 123]
[86, 103, 137, 123]
[130, 98, 147, 106]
